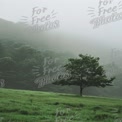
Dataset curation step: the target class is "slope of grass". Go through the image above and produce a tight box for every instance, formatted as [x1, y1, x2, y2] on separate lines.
[0, 88, 122, 122]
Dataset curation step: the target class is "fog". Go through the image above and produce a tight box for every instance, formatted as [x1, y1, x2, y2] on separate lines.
[0, 0, 122, 98]
[0, 0, 122, 62]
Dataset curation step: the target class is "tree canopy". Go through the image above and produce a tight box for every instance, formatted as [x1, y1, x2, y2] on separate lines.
[54, 54, 115, 96]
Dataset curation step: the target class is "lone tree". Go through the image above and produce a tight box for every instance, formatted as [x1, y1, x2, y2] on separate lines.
[54, 54, 115, 96]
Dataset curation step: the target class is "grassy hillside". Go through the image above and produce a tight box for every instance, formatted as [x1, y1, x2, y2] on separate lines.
[0, 88, 122, 122]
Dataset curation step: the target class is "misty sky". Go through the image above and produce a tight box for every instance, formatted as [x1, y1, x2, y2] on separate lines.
[0, 0, 122, 50]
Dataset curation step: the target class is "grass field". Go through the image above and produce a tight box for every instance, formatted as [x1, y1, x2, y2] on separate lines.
[0, 88, 122, 122]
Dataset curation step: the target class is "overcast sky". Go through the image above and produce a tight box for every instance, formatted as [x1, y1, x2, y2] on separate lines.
[0, 0, 122, 49]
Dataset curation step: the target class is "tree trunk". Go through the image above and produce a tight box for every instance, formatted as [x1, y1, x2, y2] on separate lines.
[80, 86, 83, 97]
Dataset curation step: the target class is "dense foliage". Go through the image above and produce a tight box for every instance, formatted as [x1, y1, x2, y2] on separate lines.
[54, 54, 115, 96]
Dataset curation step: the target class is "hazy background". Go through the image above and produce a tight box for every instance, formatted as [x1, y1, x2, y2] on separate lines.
[0, 0, 122, 49]
[0, 0, 122, 97]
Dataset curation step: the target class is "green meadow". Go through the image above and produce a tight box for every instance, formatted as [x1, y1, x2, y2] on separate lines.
[0, 88, 122, 122]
